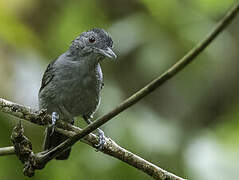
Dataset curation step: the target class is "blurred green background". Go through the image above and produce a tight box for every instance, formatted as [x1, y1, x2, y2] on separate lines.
[0, 0, 239, 179]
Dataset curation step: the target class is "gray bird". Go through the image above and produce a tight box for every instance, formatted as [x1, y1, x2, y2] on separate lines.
[38, 28, 116, 160]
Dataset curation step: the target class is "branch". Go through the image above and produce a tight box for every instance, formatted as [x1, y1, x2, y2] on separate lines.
[0, 2, 238, 180]
[0, 146, 15, 156]
[37, 0, 239, 169]
[0, 98, 184, 180]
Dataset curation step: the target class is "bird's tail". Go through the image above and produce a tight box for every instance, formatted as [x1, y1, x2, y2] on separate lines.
[43, 127, 71, 160]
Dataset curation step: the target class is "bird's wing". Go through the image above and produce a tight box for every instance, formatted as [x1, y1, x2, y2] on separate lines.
[39, 59, 57, 93]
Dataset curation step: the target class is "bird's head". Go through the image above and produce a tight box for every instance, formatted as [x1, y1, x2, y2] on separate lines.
[70, 28, 117, 60]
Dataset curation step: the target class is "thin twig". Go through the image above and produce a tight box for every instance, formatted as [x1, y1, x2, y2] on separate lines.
[0, 146, 15, 156]
[39, 0, 239, 169]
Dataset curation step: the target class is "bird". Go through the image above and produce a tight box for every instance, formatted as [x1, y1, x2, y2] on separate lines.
[38, 28, 116, 160]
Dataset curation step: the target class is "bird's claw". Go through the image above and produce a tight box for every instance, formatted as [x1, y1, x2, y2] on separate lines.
[50, 112, 59, 136]
[83, 116, 106, 151]
[95, 129, 106, 151]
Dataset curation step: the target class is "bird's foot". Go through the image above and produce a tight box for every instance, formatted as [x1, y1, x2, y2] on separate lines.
[83, 116, 106, 151]
[95, 128, 106, 151]
[50, 112, 59, 136]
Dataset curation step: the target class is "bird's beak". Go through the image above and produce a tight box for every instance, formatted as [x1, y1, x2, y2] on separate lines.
[97, 47, 117, 60]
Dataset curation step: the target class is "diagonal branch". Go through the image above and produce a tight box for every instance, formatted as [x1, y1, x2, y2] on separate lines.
[38, 0, 239, 169]
[0, 2, 239, 180]
[0, 98, 184, 180]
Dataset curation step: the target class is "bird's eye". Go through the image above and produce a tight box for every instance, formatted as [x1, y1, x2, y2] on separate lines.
[89, 36, 96, 43]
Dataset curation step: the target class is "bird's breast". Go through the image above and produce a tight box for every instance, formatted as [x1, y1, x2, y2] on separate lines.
[56, 63, 103, 117]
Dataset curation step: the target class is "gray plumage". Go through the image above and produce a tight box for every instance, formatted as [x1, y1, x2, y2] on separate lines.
[38, 28, 116, 160]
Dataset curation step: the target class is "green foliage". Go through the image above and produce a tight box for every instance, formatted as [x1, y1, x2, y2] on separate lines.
[0, 7, 40, 49]
[44, 0, 109, 57]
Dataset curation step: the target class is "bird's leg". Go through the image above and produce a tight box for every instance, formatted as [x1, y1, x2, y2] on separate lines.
[83, 115, 106, 150]
[50, 112, 59, 136]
